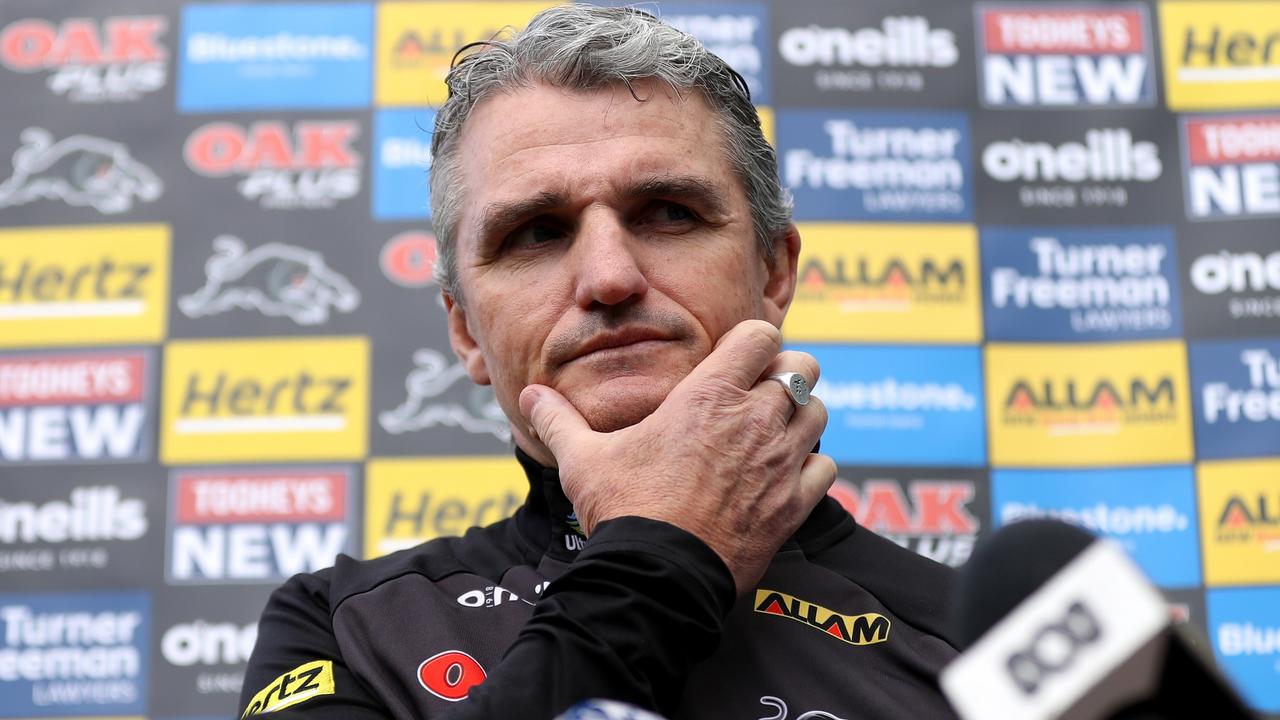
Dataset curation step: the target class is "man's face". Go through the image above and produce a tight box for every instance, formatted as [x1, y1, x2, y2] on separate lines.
[444, 80, 798, 458]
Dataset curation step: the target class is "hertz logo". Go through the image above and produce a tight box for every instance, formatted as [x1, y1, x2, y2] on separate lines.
[241, 659, 334, 717]
[753, 589, 890, 646]
[1160, 2, 1280, 110]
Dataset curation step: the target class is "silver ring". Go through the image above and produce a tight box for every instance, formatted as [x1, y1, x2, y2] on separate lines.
[768, 372, 810, 407]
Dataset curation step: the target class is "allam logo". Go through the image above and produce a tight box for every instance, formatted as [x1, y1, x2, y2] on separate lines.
[982, 226, 1181, 341]
[1191, 340, 1280, 459]
[1181, 113, 1280, 220]
[1200, 459, 1280, 587]
[0, 15, 168, 103]
[754, 589, 890, 646]
[976, 4, 1155, 108]
[179, 3, 372, 111]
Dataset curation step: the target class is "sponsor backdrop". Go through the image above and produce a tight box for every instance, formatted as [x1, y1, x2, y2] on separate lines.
[0, 0, 1276, 716]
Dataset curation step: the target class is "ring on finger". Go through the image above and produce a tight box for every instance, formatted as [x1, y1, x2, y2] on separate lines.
[768, 372, 810, 407]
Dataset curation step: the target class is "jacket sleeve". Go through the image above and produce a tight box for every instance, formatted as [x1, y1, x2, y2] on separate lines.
[237, 569, 391, 718]
[441, 516, 737, 719]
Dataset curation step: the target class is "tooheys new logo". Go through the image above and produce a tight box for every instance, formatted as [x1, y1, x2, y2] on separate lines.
[183, 121, 361, 210]
[982, 127, 1162, 209]
[0, 352, 150, 463]
[168, 469, 350, 584]
[1003, 373, 1178, 432]
[977, 5, 1154, 108]
[778, 15, 957, 92]
[1182, 114, 1280, 220]
[0, 16, 167, 102]
[829, 479, 979, 566]
[160, 620, 256, 695]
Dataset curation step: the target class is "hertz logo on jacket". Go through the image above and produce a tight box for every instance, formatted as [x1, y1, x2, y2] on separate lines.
[754, 589, 890, 645]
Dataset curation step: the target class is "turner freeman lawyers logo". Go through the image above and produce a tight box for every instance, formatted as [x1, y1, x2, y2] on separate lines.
[666, 4, 770, 104]
[1191, 341, 1280, 460]
[180, 236, 360, 326]
[977, 5, 1156, 108]
[0, 128, 162, 214]
[1181, 113, 1280, 220]
[0, 15, 168, 103]
[753, 589, 890, 646]
[183, 121, 361, 210]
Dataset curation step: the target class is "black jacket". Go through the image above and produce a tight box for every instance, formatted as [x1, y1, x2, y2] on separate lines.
[238, 449, 960, 719]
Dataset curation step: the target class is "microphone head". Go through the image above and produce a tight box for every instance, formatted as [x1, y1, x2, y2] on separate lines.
[952, 518, 1097, 649]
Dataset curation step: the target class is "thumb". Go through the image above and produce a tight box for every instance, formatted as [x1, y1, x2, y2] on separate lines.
[519, 384, 593, 460]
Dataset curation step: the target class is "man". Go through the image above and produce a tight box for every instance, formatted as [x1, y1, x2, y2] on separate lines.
[239, 6, 958, 719]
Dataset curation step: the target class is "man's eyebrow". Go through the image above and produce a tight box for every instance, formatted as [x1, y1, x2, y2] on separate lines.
[627, 175, 730, 216]
[475, 190, 569, 243]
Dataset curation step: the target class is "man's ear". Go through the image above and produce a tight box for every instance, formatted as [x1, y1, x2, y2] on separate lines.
[443, 291, 491, 385]
[761, 223, 802, 328]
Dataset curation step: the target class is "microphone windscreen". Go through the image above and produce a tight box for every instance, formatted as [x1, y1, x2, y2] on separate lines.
[951, 519, 1097, 649]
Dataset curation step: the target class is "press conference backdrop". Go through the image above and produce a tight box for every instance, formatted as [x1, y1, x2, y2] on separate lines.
[0, 0, 1277, 717]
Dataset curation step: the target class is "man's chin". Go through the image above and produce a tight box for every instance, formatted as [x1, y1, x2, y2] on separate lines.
[563, 378, 673, 433]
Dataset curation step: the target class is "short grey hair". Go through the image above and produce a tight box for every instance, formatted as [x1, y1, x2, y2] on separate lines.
[428, 3, 791, 300]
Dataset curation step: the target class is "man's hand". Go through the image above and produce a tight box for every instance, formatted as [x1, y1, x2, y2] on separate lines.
[518, 319, 837, 595]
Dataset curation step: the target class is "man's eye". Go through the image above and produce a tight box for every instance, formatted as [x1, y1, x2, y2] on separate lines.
[505, 222, 565, 250]
[642, 201, 698, 228]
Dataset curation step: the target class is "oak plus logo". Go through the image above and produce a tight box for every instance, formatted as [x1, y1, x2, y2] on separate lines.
[167, 468, 352, 584]
[779, 111, 971, 221]
[0, 351, 151, 464]
[0, 590, 150, 716]
[1160, 2, 1280, 110]
[981, 127, 1162, 211]
[180, 236, 359, 326]
[977, 5, 1155, 108]
[0, 15, 166, 102]
[829, 478, 980, 566]
[1191, 340, 1280, 459]
[161, 338, 367, 463]
[1181, 114, 1280, 220]
[0, 128, 161, 214]
[982, 227, 1181, 341]
[184, 121, 362, 210]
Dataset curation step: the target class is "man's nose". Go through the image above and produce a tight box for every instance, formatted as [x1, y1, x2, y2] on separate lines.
[571, 215, 650, 308]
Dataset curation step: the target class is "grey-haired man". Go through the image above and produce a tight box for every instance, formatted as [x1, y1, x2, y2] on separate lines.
[240, 6, 958, 719]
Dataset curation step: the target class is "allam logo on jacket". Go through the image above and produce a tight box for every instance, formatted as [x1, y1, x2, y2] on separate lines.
[376, 2, 552, 105]
[1181, 113, 1280, 221]
[0, 350, 153, 464]
[1199, 459, 1280, 586]
[829, 475, 983, 567]
[0, 590, 151, 716]
[0, 128, 162, 214]
[179, 3, 372, 111]
[1191, 340, 1280, 460]
[167, 467, 353, 584]
[753, 589, 890, 646]
[1159, 1, 1280, 110]
[976, 4, 1155, 108]
[0, 15, 168, 103]
[981, 226, 1181, 341]
[183, 121, 362, 210]
[785, 224, 980, 342]
[0, 225, 168, 347]
[986, 341, 1193, 466]
[161, 337, 367, 463]
[179, 236, 360, 326]
[365, 457, 524, 558]
[779, 110, 972, 221]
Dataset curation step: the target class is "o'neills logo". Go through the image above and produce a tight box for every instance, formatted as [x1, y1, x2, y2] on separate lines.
[797, 254, 965, 311]
[0, 352, 150, 463]
[754, 589, 890, 646]
[1002, 375, 1177, 433]
[183, 121, 361, 210]
[978, 6, 1154, 107]
[0, 16, 167, 102]
[779, 17, 957, 69]
[1182, 114, 1280, 219]
[1216, 494, 1280, 550]
[1189, 249, 1280, 320]
[168, 469, 350, 583]
[983, 128, 1161, 184]
[0, 486, 146, 543]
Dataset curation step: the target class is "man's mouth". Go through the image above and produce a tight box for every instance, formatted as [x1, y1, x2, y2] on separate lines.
[564, 328, 674, 364]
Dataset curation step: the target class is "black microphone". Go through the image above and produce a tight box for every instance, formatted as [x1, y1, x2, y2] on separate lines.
[940, 519, 1256, 720]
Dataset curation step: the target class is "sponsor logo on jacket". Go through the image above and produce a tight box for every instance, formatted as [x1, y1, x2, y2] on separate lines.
[0, 15, 168, 102]
[0, 128, 162, 214]
[977, 5, 1155, 108]
[180, 236, 359, 326]
[241, 659, 334, 716]
[753, 589, 890, 645]
[1181, 113, 1280, 220]
[167, 468, 352, 584]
